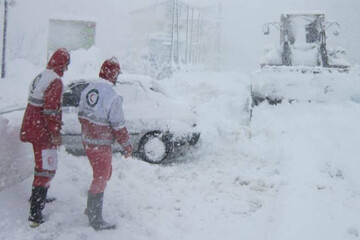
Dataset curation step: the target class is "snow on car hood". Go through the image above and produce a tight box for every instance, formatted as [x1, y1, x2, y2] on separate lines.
[117, 74, 197, 133]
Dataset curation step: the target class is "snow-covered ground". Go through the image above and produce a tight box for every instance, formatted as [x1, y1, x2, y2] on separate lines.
[1, 52, 360, 239]
[2, 0, 360, 239]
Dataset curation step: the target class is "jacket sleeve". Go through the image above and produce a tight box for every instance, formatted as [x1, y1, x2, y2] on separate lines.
[43, 78, 63, 138]
[109, 96, 131, 148]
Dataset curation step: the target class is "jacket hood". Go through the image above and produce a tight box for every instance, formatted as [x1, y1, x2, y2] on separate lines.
[47, 48, 70, 77]
[99, 57, 121, 85]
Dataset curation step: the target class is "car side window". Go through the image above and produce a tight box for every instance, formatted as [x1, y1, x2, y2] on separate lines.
[62, 82, 89, 107]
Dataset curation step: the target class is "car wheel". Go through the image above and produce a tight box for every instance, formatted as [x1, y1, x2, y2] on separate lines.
[137, 131, 172, 164]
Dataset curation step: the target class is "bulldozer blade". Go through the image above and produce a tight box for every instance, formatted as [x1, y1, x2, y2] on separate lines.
[250, 66, 359, 107]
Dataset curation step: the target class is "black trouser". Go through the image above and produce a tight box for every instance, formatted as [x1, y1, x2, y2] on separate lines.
[29, 186, 48, 223]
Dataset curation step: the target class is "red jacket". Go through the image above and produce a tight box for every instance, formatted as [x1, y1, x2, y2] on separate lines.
[79, 118, 131, 148]
[20, 48, 70, 144]
[20, 72, 63, 144]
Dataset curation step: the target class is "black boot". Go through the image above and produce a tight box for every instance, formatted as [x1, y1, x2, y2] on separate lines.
[28, 186, 47, 226]
[86, 192, 116, 230]
[29, 195, 56, 203]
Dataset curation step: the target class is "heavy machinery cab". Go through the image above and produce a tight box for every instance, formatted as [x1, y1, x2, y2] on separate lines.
[261, 13, 348, 69]
[251, 13, 355, 107]
[280, 13, 324, 46]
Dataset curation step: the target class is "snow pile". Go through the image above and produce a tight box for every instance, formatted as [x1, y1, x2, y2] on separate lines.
[0, 59, 41, 112]
[156, 71, 252, 140]
[64, 46, 106, 83]
[0, 114, 32, 191]
[261, 44, 283, 66]
[291, 43, 318, 66]
[328, 46, 351, 67]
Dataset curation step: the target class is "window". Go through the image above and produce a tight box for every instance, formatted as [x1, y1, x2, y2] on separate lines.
[62, 82, 89, 107]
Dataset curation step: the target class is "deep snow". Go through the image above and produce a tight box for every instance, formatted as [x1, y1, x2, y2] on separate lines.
[1, 0, 360, 239]
[1, 52, 360, 239]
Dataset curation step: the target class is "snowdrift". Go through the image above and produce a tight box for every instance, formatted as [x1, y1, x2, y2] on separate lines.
[0, 114, 33, 191]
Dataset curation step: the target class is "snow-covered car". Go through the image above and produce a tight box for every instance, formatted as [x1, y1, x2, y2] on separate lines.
[61, 75, 200, 164]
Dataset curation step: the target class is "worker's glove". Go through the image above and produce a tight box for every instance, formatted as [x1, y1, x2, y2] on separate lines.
[123, 144, 133, 158]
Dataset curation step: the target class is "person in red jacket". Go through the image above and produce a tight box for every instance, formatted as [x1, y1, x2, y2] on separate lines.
[20, 48, 70, 227]
[78, 57, 132, 230]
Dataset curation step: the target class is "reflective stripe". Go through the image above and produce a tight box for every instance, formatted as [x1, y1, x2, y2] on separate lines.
[28, 96, 44, 106]
[78, 112, 110, 126]
[43, 109, 60, 115]
[82, 136, 113, 145]
[34, 169, 55, 178]
[121, 139, 132, 149]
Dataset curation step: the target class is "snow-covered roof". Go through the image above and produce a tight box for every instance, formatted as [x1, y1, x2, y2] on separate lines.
[129, 0, 203, 14]
[281, 11, 326, 16]
[49, 14, 97, 23]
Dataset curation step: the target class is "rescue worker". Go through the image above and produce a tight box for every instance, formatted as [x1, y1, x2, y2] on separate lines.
[78, 57, 132, 230]
[19, 48, 70, 227]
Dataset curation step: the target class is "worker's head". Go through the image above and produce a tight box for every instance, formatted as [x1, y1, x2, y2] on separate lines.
[47, 48, 70, 77]
[99, 57, 121, 85]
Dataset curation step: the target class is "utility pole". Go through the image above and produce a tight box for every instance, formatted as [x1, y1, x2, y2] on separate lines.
[170, 0, 176, 66]
[195, 12, 201, 64]
[198, 15, 203, 65]
[189, 8, 194, 64]
[176, 0, 179, 64]
[185, 5, 189, 64]
[215, 3, 222, 71]
[1, 0, 8, 78]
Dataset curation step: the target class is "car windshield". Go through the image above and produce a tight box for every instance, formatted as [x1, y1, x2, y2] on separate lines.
[62, 81, 89, 107]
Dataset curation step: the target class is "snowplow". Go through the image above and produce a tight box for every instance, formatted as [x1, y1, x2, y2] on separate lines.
[251, 13, 359, 106]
